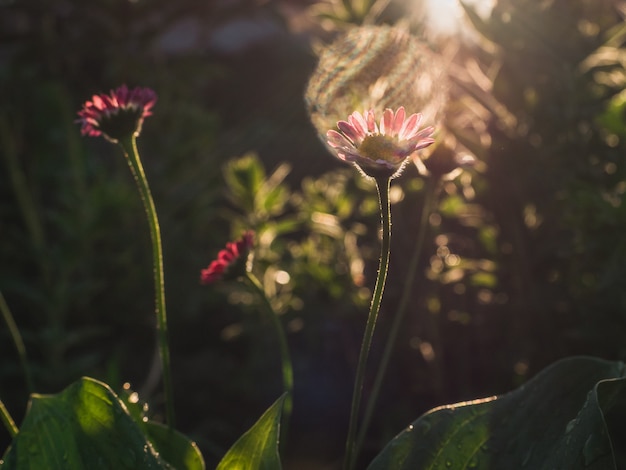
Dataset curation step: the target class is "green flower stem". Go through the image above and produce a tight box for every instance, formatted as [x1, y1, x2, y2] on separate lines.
[119, 135, 174, 429]
[355, 176, 439, 456]
[344, 176, 392, 470]
[0, 291, 33, 393]
[244, 272, 294, 428]
[0, 398, 18, 438]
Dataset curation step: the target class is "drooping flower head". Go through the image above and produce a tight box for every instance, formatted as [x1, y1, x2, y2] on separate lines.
[326, 107, 435, 179]
[413, 136, 477, 181]
[77, 84, 157, 143]
[200, 231, 255, 284]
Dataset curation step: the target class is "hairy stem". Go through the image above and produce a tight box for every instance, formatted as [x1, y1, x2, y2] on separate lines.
[120, 135, 174, 429]
[0, 398, 18, 438]
[344, 176, 392, 470]
[245, 272, 294, 431]
[356, 176, 439, 455]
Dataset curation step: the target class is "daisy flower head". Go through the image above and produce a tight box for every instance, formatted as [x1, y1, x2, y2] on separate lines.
[326, 107, 435, 180]
[77, 84, 157, 143]
[200, 231, 255, 285]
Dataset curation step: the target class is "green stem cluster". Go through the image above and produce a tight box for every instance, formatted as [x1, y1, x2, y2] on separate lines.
[120, 136, 175, 429]
[344, 176, 392, 470]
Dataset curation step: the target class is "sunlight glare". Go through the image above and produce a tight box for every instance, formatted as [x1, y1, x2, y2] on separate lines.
[424, 0, 495, 36]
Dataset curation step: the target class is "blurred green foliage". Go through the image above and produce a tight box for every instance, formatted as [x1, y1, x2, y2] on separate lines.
[3, 0, 626, 468]
[459, 0, 626, 363]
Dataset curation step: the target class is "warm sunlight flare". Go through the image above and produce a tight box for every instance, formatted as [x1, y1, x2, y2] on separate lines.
[424, 0, 495, 35]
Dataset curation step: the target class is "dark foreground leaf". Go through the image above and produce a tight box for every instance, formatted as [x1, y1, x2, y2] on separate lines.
[369, 356, 626, 470]
[0, 377, 203, 469]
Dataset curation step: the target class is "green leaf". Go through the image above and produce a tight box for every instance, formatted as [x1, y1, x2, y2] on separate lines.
[260, 162, 291, 216]
[144, 421, 205, 470]
[368, 356, 626, 470]
[224, 153, 267, 213]
[216, 394, 286, 470]
[117, 384, 205, 469]
[1, 377, 171, 469]
[596, 377, 626, 468]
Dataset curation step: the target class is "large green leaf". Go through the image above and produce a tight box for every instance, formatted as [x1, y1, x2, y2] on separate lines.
[596, 377, 626, 468]
[369, 356, 626, 469]
[114, 383, 204, 469]
[144, 421, 205, 470]
[0, 377, 200, 469]
[216, 394, 286, 470]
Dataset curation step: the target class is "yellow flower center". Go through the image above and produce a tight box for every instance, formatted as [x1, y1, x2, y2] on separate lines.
[358, 135, 401, 163]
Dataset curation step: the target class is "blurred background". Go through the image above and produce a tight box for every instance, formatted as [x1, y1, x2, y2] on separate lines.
[2, 0, 626, 468]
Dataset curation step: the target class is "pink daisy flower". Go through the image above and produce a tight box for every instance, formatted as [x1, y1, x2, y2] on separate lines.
[77, 84, 157, 143]
[200, 231, 255, 284]
[326, 107, 435, 179]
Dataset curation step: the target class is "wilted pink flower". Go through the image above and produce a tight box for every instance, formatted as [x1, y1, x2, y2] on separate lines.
[77, 84, 157, 143]
[200, 231, 255, 284]
[326, 107, 435, 179]
[413, 136, 477, 181]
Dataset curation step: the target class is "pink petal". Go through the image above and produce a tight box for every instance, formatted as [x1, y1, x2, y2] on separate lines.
[365, 110, 377, 133]
[409, 126, 435, 142]
[392, 107, 406, 135]
[102, 95, 117, 110]
[336, 147, 364, 163]
[201, 260, 225, 284]
[380, 108, 394, 136]
[227, 241, 240, 256]
[337, 121, 361, 144]
[349, 111, 368, 136]
[413, 137, 435, 150]
[116, 85, 130, 106]
[218, 249, 235, 263]
[327, 129, 356, 150]
[399, 113, 421, 141]
[92, 95, 106, 110]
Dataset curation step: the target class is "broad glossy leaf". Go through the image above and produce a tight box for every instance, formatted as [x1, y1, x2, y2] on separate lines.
[216, 394, 286, 470]
[596, 377, 626, 468]
[1, 377, 170, 469]
[145, 421, 205, 470]
[114, 382, 204, 469]
[369, 356, 626, 469]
